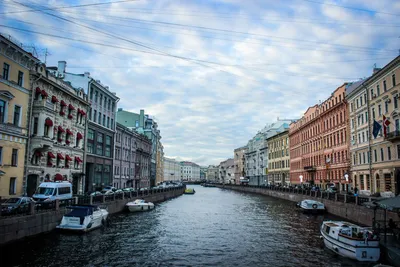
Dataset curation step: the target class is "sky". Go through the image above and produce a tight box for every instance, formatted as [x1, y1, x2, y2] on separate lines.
[1, 0, 400, 166]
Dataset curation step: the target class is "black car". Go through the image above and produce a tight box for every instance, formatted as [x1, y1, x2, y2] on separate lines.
[1, 197, 35, 215]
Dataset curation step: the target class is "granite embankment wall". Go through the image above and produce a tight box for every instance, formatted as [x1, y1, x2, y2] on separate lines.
[0, 188, 184, 245]
[219, 185, 398, 226]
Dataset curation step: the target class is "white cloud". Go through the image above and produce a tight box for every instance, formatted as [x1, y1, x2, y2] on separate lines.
[1, 0, 399, 166]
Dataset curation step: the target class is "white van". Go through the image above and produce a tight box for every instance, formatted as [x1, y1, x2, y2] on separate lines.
[32, 182, 73, 203]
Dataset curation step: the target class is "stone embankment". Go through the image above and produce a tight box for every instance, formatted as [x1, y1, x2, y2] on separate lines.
[219, 185, 397, 226]
[0, 187, 185, 245]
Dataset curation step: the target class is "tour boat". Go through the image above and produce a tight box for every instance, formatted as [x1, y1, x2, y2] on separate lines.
[296, 199, 325, 213]
[56, 205, 109, 232]
[126, 199, 155, 212]
[184, 188, 196, 194]
[320, 221, 380, 262]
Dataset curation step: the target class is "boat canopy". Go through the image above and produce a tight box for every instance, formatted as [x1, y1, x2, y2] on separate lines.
[65, 206, 97, 217]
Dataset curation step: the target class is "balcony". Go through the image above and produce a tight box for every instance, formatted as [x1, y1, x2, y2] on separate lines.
[304, 166, 316, 172]
[0, 122, 23, 135]
[385, 130, 400, 142]
[30, 135, 54, 150]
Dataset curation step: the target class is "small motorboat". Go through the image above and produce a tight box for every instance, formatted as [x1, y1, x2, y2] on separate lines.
[126, 199, 154, 212]
[296, 199, 325, 214]
[320, 221, 380, 262]
[56, 205, 108, 232]
[184, 188, 196, 194]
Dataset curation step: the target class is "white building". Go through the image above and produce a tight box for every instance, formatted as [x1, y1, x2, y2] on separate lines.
[180, 161, 200, 181]
[163, 157, 181, 182]
[219, 158, 235, 184]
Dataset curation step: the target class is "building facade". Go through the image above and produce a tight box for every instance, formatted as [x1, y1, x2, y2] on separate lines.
[289, 84, 350, 190]
[163, 157, 181, 182]
[267, 130, 290, 185]
[364, 56, 400, 195]
[156, 140, 164, 185]
[219, 158, 234, 184]
[245, 120, 293, 186]
[206, 165, 219, 182]
[200, 166, 207, 180]
[114, 123, 152, 189]
[50, 61, 119, 192]
[0, 35, 39, 197]
[26, 63, 89, 195]
[180, 161, 200, 181]
[234, 146, 247, 185]
[117, 108, 162, 187]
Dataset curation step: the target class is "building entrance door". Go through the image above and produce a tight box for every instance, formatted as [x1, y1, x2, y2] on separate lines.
[27, 174, 38, 196]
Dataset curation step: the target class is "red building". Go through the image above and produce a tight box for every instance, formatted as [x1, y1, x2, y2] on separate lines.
[289, 84, 350, 190]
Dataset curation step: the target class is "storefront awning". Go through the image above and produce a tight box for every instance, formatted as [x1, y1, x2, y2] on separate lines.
[77, 132, 83, 140]
[57, 153, 64, 160]
[66, 129, 73, 135]
[51, 95, 59, 103]
[65, 155, 72, 161]
[60, 100, 67, 107]
[68, 104, 75, 110]
[35, 87, 41, 94]
[54, 173, 63, 181]
[75, 157, 83, 163]
[58, 125, 65, 133]
[41, 89, 48, 98]
[47, 151, 56, 159]
[45, 118, 53, 127]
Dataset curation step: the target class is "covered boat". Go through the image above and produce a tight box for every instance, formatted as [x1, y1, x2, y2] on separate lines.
[56, 205, 108, 232]
[320, 221, 380, 262]
[126, 199, 154, 212]
[297, 199, 325, 214]
[184, 188, 196, 194]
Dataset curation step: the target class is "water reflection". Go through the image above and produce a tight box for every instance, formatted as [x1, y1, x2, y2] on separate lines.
[3, 185, 379, 267]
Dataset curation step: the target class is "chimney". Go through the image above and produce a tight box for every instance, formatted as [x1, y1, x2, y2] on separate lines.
[139, 109, 145, 128]
[373, 68, 381, 74]
[58, 61, 66, 77]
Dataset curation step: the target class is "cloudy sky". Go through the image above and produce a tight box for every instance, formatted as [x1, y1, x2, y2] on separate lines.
[1, 0, 400, 166]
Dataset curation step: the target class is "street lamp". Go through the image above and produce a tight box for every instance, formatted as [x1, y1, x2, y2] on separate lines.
[299, 175, 303, 186]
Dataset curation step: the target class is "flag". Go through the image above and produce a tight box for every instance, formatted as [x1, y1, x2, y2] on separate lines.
[372, 120, 382, 138]
[383, 115, 391, 137]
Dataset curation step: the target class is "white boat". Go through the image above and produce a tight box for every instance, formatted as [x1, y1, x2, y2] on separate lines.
[320, 221, 380, 262]
[297, 199, 325, 213]
[56, 205, 108, 232]
[126, 199, 154, 212]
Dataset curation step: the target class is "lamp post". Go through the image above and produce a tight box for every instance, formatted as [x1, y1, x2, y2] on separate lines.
[299, 175, 303, 187]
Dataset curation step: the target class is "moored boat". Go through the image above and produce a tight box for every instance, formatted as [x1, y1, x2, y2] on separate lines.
[320, 221, 380, 262]
[296, 199, 325, 214]
[56, 205, 108, 232]
[126, 199, 154, 212]
[184, 188, 196, 194]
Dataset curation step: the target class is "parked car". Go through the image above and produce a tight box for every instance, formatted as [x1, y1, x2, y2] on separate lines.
[90, 191, 103, 197]
[103, 190, 115, 195]
[114, 189, 124, 194]
[102, 186, 116, 192]
[326, 187, 338, 193]
[122, 188, 135, 192]
[1, 197, 35, 215]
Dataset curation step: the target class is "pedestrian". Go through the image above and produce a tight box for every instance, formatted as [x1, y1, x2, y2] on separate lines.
[354, 187, 358, 196]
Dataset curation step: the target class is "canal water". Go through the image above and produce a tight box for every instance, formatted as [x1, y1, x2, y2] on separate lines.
[4, 185, 379, 267]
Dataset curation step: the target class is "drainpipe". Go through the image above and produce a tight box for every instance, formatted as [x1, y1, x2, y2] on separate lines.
[23, 71, 42, 196]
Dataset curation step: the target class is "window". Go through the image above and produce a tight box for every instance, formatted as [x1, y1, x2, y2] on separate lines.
[93, 110, 97, 123]
[33, 117, 38, 135]
[87, 142, 94, 153]
[13, 105, 21, 126]
[385, 101, 389, 114]
[111, 118, 114, 129]
[96, 144, 103, 156]
[356, 99, 359, 108]
[377, 85, 380, 96]
[2, 63, 10, 80]
[94, 90, 98, 103]
[100, 94, 103, 106]
[9, 177, 16, 195]
[105, 136, 111, 157]
[393, 74, 396, 87]
[88, 129, 94, 140]
[374, 149, 377, 162]
[378, 105, 382, 116]
[11, 149, 18, 166]
[0, 99, 6, 123]
[17, 71, 24, 86]
[103, 114, 106, 126]
[372, 108, 375, 119]
[395, 96, 399, 109]
[112, 102, 115, 112]
[108, 99, 111, 110]
[371, 88, 374, 99]
[90, 88, 93, 100]
[381, 148, 384, 161]
[97, 132, 103, 143]
[107, 117, 110, 128]
[98, 112, 101, 124]
[0, 147, 2, 165]
[397, 145, 400, 159]
[388, 147, 392, 160]
[383, 80, 387, 91]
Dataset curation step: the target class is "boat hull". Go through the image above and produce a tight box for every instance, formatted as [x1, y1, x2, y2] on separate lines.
[127, 203, 154, 212]
[57, 211, 108, 232]
[321, 230, 380, 262]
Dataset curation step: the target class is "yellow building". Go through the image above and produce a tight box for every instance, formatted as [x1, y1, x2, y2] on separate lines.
[0, 35, 39, 197]
[156, 140, 164, 184]
[267, 130, 290, 185]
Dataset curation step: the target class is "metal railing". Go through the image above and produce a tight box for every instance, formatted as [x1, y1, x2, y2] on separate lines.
[0, 186, 185, 219]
